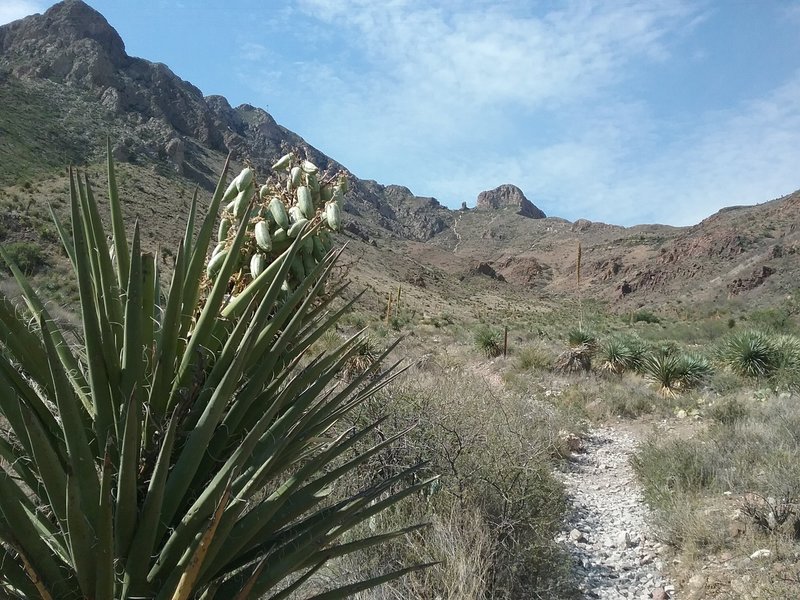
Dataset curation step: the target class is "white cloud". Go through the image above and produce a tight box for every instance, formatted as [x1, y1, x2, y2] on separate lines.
[0, 0, 44, 25]
[237, 0, 799, 226]
[239, 42, 268, 63]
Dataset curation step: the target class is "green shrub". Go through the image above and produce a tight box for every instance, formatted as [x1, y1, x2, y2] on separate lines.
[350, 371, 574, 598]
[1, 241, 47, 274]
[632, 439, 716, 506]
[634, 394, 800, 551]
[631, 309, 660, 324]
[707, 396, 749, 425]
[515, 343, 553, 371]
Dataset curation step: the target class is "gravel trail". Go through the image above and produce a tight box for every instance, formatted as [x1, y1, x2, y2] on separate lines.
[556, 425, 675, 599]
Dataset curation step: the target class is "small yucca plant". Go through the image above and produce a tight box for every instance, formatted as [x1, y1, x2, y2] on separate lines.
[597, 335, 636, 374]
[718, 330, 779, 378]
[567, 327, 596, 350]
[678, 352, 713, 388]
[640, 351, 711, 397]
[474, 326, 502, 358]
[640, 352, 684, 397]
[0, 148, 433, 599]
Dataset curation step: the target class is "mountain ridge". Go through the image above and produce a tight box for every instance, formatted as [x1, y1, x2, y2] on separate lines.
[1, 0, 799, 315]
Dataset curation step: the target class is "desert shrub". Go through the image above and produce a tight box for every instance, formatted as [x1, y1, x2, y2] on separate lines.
[631, 309, 660, 324]
[706, 369, 745, 395]
[635, 394, 800, 550]
[346, 370, 574, 598]
[749, 307, 794, 333]
[1, 240, 47, 274]
[772, 334, 800, 390]
[718, 330, 779, 378]
[706, 395, 749, 425]
[601, 377, 659, 418]
[474, 325, 502, 358]
[514, 342, 553, 371]
[348, 507, 496, 600]
[633, 439, 716, 503]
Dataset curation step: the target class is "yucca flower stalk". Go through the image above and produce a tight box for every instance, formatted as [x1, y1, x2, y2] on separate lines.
[0, 147, 433, 599]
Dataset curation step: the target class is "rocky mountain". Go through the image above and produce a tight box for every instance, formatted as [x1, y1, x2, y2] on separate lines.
[1, 0, 799, 318]
[476, 184, 546, 219]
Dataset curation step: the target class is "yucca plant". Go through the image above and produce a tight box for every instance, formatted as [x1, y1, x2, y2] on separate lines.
[474, 326, 502, 359]
[567, 327, 596, 350]
[678, 352, 713, 388]
[640, 352, 684, 397]
[0, 149, 433, 599]
[718, 330, 779, 378]
[640, 351, 711, 397]
[597, 335, 636, 374]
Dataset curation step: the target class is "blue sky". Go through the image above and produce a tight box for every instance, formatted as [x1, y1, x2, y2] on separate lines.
[3, 0, 800, 226]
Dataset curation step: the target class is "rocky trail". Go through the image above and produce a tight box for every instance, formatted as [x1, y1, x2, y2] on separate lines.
[557, 425, 675, 600]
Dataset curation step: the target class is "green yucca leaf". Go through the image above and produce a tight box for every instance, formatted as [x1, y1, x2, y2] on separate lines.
[95, 450, 115, 600]
[107, 137, 130, 290]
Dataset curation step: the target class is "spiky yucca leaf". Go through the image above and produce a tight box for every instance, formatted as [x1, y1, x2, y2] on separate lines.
[0, 152, 431, 599]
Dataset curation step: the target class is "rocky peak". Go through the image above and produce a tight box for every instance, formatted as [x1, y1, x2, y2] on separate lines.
[476, 184, 546, 219]
[0, 1, 126, 81]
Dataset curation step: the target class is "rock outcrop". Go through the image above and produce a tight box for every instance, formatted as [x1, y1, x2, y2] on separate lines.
[476, 184, 546, 219]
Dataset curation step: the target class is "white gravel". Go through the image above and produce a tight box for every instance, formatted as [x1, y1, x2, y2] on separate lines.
[556, 426, 675, 599]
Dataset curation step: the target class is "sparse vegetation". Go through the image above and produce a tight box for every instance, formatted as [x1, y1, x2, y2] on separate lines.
[633, 392, 800, 595]
[0, 241, 47, 274]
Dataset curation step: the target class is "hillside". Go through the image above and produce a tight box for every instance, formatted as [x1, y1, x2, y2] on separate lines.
[1, 0, 799, 322]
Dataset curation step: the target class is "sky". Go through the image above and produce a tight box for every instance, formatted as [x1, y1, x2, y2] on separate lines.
[2, 0, 800, 226]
